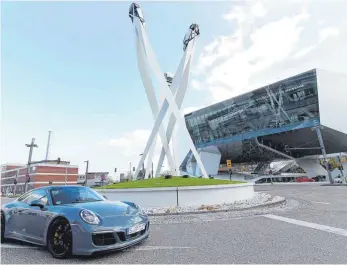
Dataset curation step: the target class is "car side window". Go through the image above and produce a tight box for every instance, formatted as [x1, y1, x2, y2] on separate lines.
[22, 189, 49, 206]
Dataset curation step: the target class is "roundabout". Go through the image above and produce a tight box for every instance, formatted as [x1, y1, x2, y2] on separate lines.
[96, 176, 257, 210]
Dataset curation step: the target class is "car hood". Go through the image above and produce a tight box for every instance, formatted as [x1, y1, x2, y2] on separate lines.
[66, 200, 138, 217]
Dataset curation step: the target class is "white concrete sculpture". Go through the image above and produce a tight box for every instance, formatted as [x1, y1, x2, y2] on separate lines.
[129, 2, 209, 180]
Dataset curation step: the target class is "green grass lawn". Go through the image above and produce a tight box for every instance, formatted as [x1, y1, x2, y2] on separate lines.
[96, 176, 245, 189]
[8, 194, 20, 198]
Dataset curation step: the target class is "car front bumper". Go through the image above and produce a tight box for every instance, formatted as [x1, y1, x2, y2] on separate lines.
[70, 220, 150, 256]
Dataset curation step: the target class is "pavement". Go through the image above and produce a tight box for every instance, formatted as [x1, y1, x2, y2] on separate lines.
[1, 184, 347, 264]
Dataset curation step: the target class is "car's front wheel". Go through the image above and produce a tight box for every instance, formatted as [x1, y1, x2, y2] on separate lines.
[47, 218, 72, 259]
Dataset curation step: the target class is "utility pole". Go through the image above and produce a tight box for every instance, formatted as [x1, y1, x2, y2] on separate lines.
[129, 162, 132, 180]
[64, 161, 69, 185]
[84, 160, 89, 186]
[25, 138, 38, 192]
[45, 131, 52, 161]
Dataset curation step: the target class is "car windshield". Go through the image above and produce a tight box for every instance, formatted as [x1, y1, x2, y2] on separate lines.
[50, 186, 105, 205]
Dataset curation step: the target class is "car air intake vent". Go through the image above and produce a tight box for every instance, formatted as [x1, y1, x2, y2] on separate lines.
[116, 232, 126, 242]
[92, 232, 116, 246]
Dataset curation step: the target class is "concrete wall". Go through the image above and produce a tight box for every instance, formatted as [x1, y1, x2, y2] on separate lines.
[97, 183, 254, 208]
[316, 69, 347, 134]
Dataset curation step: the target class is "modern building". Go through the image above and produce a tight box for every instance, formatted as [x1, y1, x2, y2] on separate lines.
[1, 161, 79, 195]
[180, 69, 347, 178]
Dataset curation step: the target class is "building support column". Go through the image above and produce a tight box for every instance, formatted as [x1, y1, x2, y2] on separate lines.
[314, 126, 333, 184]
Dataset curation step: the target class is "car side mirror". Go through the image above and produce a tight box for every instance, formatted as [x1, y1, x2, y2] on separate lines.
[30, 199, 45, 209]
[103, 195, 108, 200]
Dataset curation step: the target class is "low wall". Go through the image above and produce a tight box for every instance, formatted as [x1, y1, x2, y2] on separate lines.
[97, 183, 254, 208]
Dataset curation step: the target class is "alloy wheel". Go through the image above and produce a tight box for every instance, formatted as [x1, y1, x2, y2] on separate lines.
[47, 219, 72, 259]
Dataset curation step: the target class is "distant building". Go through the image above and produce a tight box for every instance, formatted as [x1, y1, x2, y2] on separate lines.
[1, 160, 78, 195]
[77, 174, 86, 185]
[77, 172, 110, 187]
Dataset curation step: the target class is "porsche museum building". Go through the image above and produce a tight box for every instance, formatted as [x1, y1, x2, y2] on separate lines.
[180, 69, 347, 178]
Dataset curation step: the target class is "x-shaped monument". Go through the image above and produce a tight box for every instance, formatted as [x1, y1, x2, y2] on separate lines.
[129, 2, 209, 180]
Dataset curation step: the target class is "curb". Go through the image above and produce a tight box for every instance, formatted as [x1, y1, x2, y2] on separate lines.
[320, 184, 347, 186]
[147, 197, 286, 217]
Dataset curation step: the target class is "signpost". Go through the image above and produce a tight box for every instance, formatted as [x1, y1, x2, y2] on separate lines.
[227, 160, 232, 180]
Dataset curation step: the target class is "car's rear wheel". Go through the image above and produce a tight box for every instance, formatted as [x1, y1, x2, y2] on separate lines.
[1, 211, 6, 243]
[47, 218, 72, 259]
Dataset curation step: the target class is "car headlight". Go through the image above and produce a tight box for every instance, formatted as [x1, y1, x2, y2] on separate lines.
[80, 209, 100, 225]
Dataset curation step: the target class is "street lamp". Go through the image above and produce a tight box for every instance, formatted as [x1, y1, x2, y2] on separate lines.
[139, 153, 145, 178]
[84, 160, 89, 186]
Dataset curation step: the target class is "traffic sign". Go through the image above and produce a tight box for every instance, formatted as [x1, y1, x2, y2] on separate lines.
[227, 160, 232, 168]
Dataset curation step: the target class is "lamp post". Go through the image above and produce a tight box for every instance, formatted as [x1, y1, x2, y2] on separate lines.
[151, 162, 153, 179]
[64, 161, 70, 185]
[84, 160, 89, 186]
[139, 153, 145, 178]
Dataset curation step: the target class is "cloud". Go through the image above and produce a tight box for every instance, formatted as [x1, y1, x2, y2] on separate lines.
[190, 79, 202, 90]
[107, 129, 151, 157]
[292, 45, 316, 58]
[251, 1, 267, 17]
[206, 11, 309, 102]
[101, 129, 172, 170]
[192, 0, 347, 104]
[184, 106, 201, 114]
[319, 27, 339, 42]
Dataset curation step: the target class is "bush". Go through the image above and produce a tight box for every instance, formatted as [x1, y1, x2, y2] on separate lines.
[209, 176, 214, 179]
[199, 176, 202, 178]
[182, 175, 189, 178]
[164, 175, 172, 179]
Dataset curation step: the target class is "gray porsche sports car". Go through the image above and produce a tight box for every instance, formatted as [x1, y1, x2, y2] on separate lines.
[1, 185, 149, 258]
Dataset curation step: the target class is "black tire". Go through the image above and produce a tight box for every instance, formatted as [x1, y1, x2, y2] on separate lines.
[1, 211, 6, 243]
[47, 218, 72, 259]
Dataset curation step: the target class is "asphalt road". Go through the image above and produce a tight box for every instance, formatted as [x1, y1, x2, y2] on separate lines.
[1, 184, 347, 264]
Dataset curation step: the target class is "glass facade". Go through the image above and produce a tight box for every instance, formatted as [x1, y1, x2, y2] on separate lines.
[185, 69, 320, 148]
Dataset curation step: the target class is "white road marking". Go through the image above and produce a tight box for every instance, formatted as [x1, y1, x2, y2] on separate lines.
[135, 246, 192, 251]
[264, 214, 347, 237]
[310, 201, 330, 205]
[0, 243, 39, 249]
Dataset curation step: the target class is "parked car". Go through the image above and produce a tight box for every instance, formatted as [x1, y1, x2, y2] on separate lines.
[334, 176, 343, 183]
[1, 185, 149, 259]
